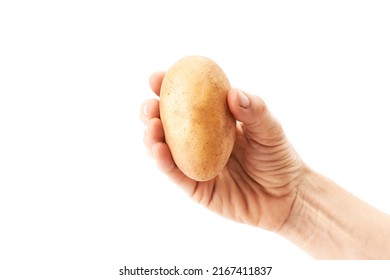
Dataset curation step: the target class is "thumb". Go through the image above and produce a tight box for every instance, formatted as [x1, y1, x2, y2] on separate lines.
[227, 88, 285, 145]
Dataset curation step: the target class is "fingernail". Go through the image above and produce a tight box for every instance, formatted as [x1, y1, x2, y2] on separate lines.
[143, 102, 149, 117]
[238, 89, 250, 108]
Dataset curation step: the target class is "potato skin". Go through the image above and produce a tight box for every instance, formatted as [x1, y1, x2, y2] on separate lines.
[160, 56, 236, 181]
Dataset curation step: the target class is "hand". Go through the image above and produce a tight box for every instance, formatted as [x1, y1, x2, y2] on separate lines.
[141, 72, 306, 231]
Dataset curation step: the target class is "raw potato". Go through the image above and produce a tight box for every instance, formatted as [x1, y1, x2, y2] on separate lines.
[160, 56, 236, 181]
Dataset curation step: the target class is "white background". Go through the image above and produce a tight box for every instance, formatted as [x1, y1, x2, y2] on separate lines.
[1, 0, 390, 279]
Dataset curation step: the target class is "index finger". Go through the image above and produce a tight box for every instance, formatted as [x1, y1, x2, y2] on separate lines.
[149, 71, 165, 96]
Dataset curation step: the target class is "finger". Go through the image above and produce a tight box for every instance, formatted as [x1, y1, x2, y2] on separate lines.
[152, 142, 197, 196]
[143, 118, 165, 157]
[149, 71, 165, 96]
[227, 88, 285, 146]
[140, 99, 160, 124]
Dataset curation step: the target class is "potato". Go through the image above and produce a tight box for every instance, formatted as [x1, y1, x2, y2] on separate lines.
[160, 56, 236, 181]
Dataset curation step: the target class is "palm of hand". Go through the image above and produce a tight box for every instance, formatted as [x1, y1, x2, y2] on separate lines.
[190, 121, 303, 230]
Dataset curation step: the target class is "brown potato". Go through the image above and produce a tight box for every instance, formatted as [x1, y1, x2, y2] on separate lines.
[160, 56, 236, 181]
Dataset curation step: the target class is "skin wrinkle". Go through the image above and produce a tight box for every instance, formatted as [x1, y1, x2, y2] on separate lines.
[274, 188, 299, 233]
[245, 163, 293, 188]
[191, 181, 200, 199]
[243, 126, 286, 148]
[249, 158, 296, 174]
[227, 171, 248, 224]
[227, 157, 256, 224]
[247, 140, 290, 156]
[206, 182, 216, 208]
[295, 197, 319, 250]
[182, 175, 197, 196]
[230, 151, 268, 195]
[227, 148, 296, 228]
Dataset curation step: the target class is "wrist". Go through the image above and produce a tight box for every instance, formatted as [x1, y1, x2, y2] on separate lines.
[277, 167, 390, 259]
[276, 167, 317, 248]
[277, 167, 360, 258]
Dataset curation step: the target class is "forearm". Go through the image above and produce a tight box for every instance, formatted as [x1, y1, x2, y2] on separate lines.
[279, 168, 390, 259]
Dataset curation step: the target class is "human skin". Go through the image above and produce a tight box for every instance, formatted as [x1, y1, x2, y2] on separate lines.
[140, 72, 390, 259]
